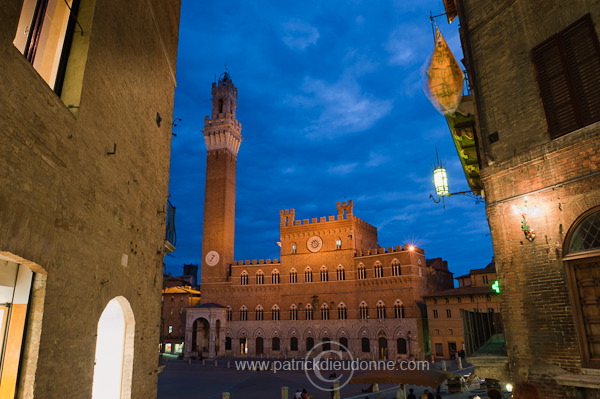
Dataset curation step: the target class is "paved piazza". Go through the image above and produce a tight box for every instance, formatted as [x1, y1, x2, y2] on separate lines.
[157, 358, 492, 399]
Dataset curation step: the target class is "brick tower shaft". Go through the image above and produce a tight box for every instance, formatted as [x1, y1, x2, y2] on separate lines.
[201, 72, 242, 283]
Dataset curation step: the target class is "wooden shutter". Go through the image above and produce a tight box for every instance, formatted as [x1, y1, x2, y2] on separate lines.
[562, 16, 600, 127]
[532, 14, 600, 139]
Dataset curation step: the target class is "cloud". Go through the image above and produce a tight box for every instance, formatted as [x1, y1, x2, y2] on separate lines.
[385, 24, 431, 67]
[328, 162, 358, 175]
[289, 75, 393, 139]
[366, 151, 390, 168]
[281, 20, 320, 50]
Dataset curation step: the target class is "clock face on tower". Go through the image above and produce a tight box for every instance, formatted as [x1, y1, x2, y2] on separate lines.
[307, 236, 323, 253]
[205, 250, 220, 266]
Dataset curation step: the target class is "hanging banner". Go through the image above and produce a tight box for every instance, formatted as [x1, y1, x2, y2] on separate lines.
[425, 27, 464, 115]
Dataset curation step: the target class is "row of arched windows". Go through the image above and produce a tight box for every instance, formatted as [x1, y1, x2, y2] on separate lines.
[223, 336, 409, 355]
[239, 261, 402, 285]
[225, 301, 406, 321]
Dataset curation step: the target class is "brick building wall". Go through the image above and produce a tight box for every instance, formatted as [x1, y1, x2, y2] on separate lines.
[448, 0, 600, 397]
[196, 202, 454, 360]
[0, 0, 180, 397]
[161, 287, 201, 353]
[424, 263, 499, 359]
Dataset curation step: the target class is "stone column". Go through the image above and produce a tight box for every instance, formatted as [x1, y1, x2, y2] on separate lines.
[209, 326, 217, 358]
[184, 327, 193, 359]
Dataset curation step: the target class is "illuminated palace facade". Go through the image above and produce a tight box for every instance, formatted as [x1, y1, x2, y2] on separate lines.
[184, 74, 453, 360]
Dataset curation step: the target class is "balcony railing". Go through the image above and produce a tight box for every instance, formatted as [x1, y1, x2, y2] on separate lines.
[461, 309, 506, 357]
[165, 200, 176, 251]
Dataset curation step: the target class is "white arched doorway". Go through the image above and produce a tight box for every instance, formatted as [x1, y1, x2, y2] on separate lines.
[92, 297, 135, 399]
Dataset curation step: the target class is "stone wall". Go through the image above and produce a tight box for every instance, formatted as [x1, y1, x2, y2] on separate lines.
[0, 0, 180, 397]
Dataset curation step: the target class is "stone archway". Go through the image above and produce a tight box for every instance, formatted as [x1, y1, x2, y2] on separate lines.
[192, 318, 210, 356]
[92, 297, 135, 399]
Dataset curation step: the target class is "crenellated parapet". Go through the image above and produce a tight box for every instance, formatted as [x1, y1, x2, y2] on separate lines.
[233, 259, 280, 266]
[203, 72, 242, 156]
[355, 245, 424, 257]
[280, 209, 296, 227]
[203, 126, 242, 155]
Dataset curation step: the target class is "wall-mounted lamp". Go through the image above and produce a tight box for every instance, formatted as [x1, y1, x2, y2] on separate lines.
[511, 197, 539, 242]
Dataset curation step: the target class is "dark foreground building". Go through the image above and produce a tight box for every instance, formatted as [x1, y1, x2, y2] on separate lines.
[441, 0, 600, 397]
[0, 0, 180, 397]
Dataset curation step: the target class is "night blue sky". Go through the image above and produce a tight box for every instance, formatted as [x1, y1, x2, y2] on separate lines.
[165, 0, 494, 282]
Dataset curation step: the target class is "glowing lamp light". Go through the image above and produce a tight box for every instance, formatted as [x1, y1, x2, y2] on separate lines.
[433, 166, 449, 197]
[492, 280, 500, 294]
[407, 245, 415, 251]
[505, 383, 513, 392]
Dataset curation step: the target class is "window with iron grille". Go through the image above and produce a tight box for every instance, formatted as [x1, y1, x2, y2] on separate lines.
[532, 14, 600, 139]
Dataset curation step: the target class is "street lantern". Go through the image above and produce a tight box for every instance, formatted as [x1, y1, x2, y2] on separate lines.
[430, 154, 482, 207]
[433, 165, 449, 196]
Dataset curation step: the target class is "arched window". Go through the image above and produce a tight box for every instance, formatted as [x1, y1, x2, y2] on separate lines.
[394, 300, 404, 319]
[434, 329, 440, 335]
[225, 337, 232, 350]
[337, 303, 347, 320]
[391, 260, 401, 276]
[448, 329, 454, 335]
[218, 98, 224, 113]
[336, 238, 342, 249]
[320, 266, 329, 282]
[271, 270, 280, 284]
[255, 305, 264, 321]
[357, 264, 366, 280]
[321, 303, 330, 320]
[322, 337, 331, 351]
[374, 262, 384, 278]
[290, 304, 298, 321]
[305, 304, 314, 320]
[272, 337, 281, 351]
[361, 337, 370, 353]
[359, 302, 369, 320]
[306, 337, 315, 351]
[305, 267, 313, 283]
[376, 301, 386, 319]
[397, 338, 407, 354]
[226, 306, 232, 321]
[240, 271, 248, 285]
[291, 243, 297, 254]
[271, 305, 280, 321]
[564, 208, 600, 366]
[339, 337, 349, 351]
[290, 268, 298, 283]
[290, 337, 298, 351]
[256, 270, 264, 285]
[337, 265, 346, 280]
[240, 306, 248, 321]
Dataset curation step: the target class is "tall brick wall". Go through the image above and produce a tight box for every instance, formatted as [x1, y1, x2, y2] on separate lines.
[0, 0, 181, 397]
[457, 0, 600, 397]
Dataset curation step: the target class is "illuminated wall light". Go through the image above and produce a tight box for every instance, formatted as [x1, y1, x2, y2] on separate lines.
[407, 245, 415, 251]
[505, 383, 513, 392]
[512, 197, 539, 242]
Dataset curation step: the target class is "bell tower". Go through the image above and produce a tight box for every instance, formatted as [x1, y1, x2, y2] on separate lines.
[201, 72, 242, 283]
